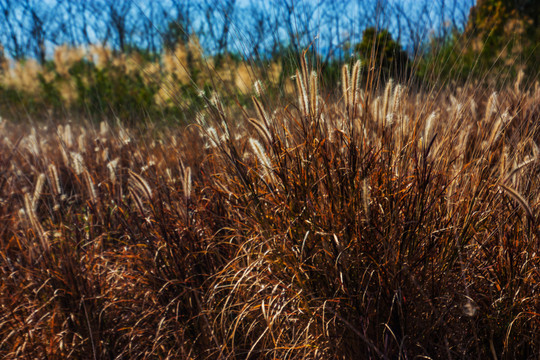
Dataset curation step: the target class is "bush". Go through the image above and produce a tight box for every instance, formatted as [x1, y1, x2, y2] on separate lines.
[69, 60, 158, 122]
[355, 27, 410, 81]
[418, 0, 540, 86]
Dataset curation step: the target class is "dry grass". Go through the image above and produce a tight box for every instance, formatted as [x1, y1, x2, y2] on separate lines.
[0, 40, 284, 110]
[1, 57, 539, 359]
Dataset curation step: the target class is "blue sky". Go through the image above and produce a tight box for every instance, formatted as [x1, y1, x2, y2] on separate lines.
[0, 0, 476, 60]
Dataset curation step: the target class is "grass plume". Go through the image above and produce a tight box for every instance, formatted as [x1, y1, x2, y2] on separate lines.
[0, 59, 539, 359]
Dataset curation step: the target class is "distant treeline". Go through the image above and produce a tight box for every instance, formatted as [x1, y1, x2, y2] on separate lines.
[0, 0, 537, 122]
[0, 0, 475, 62]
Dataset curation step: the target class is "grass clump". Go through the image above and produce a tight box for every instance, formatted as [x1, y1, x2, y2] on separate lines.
[0, 55, 539, 359]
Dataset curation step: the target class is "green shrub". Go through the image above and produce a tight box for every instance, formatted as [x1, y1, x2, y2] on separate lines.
[68, 60, 158, 122]
[418, 0, 540, 85]
[355, 27, 410, 81]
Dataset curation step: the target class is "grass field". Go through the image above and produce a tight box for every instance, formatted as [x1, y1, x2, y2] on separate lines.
[1, 56, 539, 359]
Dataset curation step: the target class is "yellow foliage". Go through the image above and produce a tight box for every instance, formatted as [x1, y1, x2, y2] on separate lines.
[0, 35, 288, 108]
[53, 45, 85, 77]
[1, 59, 42, 95]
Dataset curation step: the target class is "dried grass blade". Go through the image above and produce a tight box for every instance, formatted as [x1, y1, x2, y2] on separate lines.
[499, 183, 535, 222]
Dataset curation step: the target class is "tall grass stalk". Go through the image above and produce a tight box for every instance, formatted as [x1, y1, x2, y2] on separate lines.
[0, 54, 539, 359]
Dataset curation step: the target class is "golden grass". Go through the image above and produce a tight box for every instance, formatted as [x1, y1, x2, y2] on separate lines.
[0, 39, 286, 112]
[0, 58, 539, 359]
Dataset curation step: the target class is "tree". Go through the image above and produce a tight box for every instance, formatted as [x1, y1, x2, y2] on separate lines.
[355, 27, 410, 80]
[461, 0, 540, 81]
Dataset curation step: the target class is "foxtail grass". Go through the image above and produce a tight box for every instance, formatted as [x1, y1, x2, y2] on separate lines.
[1, 60, 539, 359]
